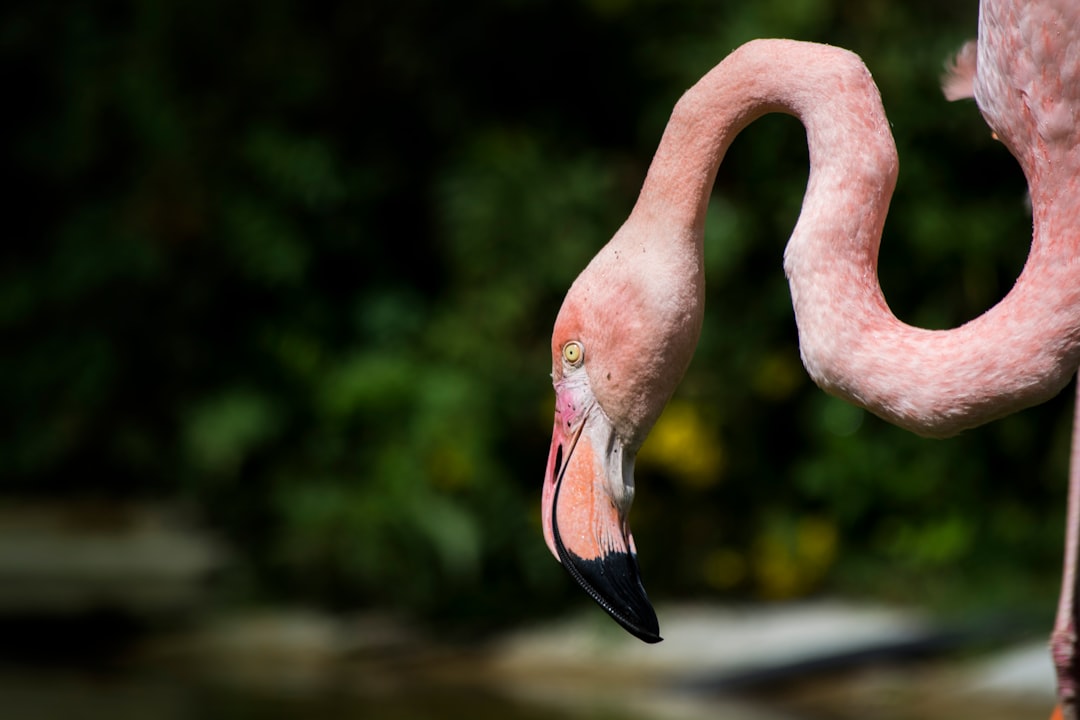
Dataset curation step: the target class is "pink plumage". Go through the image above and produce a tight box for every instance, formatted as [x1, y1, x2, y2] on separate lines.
[543, 2, 1080, 716]
[943, 39, 978, 101]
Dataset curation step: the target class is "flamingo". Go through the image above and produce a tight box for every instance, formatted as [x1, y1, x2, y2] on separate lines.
[541, 1, 1080, 717]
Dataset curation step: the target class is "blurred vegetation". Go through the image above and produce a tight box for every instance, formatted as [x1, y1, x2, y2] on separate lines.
[2, 0, 1070, 631]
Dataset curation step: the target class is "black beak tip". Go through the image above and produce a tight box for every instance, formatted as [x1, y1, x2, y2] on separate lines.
[549, 494, 662, 643]
[559, 546, 663, 644]
[620, 605, 663, 644]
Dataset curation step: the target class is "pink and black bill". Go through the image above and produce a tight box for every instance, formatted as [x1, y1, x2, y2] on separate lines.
[543, 417, 661, 643]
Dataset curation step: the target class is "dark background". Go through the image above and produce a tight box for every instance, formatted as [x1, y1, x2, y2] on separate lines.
[2, 0, 1067, 638]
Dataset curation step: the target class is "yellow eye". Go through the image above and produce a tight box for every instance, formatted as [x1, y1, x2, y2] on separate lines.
[562, 341, 583, 366]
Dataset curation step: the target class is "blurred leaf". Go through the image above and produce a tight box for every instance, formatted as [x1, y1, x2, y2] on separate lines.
[223, 195, 309, 286]
[184, 390, 283, 476]
[243, 128, 346, 210]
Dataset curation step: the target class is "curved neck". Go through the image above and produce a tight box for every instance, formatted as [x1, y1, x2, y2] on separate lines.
[626, 39, 1080, 437]
[634, 41, 896, 245]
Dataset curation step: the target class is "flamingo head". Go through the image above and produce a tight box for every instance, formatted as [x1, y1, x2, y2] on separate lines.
[542, 221, 704, 643]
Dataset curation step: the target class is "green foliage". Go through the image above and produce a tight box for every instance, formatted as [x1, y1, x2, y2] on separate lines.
[2, 0, 1068, 628]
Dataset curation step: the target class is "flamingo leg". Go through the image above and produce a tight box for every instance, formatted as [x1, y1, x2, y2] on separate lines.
[1051, 376, 1080, 720]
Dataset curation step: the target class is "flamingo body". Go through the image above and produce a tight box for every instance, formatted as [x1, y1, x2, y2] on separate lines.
[542, 2, 1080, 715]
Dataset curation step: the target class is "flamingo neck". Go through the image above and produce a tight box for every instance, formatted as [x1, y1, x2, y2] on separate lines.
[627, 38, 1080, 438]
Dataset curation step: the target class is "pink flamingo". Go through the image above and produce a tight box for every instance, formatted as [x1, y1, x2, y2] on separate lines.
[541, 2, 1080, 717]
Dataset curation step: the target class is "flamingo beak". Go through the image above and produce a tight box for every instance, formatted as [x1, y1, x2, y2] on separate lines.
[542, 400, 662, 643]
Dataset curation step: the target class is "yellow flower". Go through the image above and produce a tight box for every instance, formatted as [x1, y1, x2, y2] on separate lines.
[753, 516, 838, 599]
[638, 400, 724, 488]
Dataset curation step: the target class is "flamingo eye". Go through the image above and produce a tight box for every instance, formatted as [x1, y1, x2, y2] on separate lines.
[562, 341, 583, 366]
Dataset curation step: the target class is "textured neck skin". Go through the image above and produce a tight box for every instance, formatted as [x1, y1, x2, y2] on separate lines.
[971, 3, 1080, 715]
[619, 37, 1080, 439]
